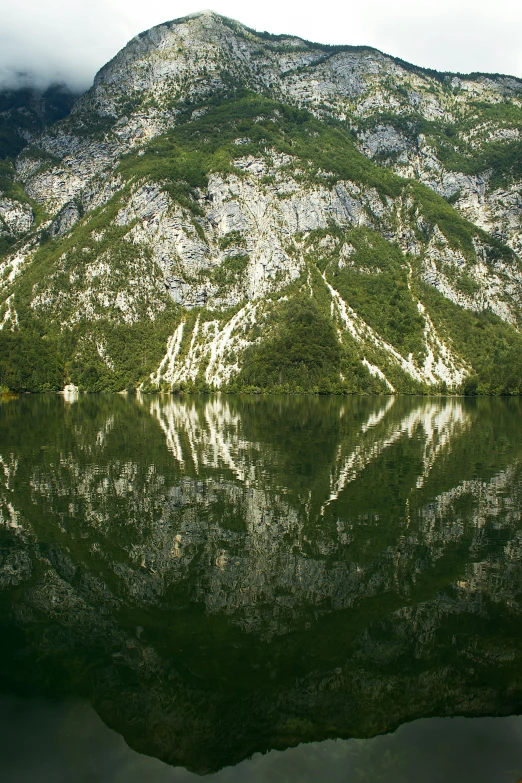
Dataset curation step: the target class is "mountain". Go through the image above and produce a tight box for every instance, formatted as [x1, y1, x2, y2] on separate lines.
[0, 82, 78, 161]
[0, 83, 78, 257]
[0, 10, 522, 395]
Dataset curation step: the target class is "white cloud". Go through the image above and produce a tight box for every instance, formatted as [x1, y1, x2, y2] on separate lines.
[1, 0, 521, 91]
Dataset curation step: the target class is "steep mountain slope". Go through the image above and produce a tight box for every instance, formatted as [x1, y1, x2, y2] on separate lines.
[0, 84, 78, 257]
[1, 11, 521, 394]
[0, 83, 78, 160]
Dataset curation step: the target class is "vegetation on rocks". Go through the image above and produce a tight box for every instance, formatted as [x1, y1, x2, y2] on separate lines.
[236, 295, 383, 394]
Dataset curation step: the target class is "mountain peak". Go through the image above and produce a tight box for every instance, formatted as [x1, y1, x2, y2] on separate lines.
[1, 14, 522, 396]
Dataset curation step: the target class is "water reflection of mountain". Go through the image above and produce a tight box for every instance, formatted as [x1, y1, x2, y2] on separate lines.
[0, 395, 521, 773]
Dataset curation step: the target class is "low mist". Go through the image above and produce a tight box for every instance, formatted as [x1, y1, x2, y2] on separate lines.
[1, 0, 521, 93]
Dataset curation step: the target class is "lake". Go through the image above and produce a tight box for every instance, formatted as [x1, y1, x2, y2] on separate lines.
[0, 393, 521, 782]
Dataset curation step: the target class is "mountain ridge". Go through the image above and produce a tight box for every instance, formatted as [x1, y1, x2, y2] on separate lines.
[0, 11, 521, 395]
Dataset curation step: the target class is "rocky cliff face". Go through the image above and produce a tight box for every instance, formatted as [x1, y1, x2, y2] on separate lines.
[1, 11, 522, 394]
[0, 84, 78, 258]
[0, 83, 78, 160]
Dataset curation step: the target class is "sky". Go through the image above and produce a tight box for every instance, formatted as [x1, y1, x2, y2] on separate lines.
[2, 0, 522, 91]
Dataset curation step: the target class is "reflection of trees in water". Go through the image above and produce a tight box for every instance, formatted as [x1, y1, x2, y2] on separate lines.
[0, 395, 522, 772]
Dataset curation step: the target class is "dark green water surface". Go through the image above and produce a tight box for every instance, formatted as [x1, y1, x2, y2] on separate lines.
[1, 394, 522, 781]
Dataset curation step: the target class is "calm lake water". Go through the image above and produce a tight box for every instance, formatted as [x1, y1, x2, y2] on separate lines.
[1, 393, 522, 782]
